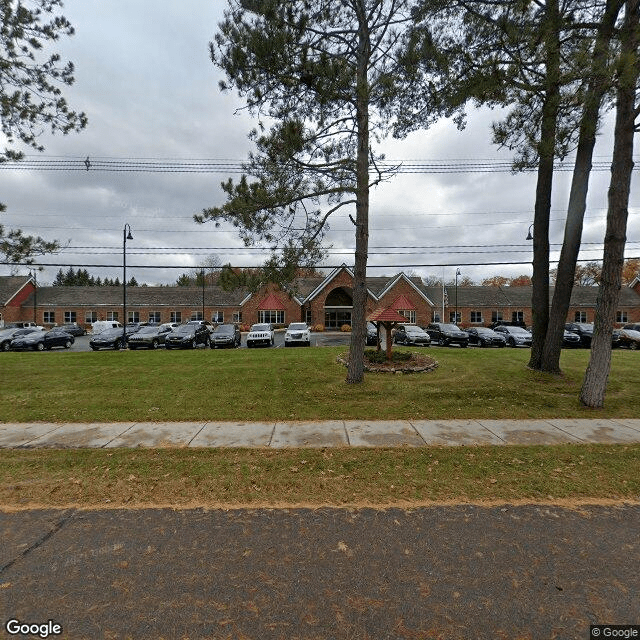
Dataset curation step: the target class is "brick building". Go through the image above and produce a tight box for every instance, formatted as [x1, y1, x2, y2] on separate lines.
[1, 266, 639, 330]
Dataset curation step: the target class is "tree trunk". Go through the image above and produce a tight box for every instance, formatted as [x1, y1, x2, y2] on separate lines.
[541, 0, 623, 373]
[529, 0, 560, 371]
[347, 1, 370, 384]
[580, 0, 639, 408]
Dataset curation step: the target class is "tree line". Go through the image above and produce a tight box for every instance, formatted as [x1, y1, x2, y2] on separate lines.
[52, 268, 139, 288]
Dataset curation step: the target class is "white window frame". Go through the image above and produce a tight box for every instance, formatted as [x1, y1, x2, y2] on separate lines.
[399, 310, 416, 324]
[64, 311, 76, 323]
[259, 310, 284, 324]
[470, 311, 483, 324]
[85, 311, 98, 324]
[149, 311, 161, 323]
[575, 311, 587, 323]
[107, 311, 119, 321]
[212, 311, 224, 323]
[171, 311, 182, 323]
[190, 311, 203, 321]
[43, 311, 55, 324]
[128, 311, 140, 323]
[616, 310, 628, 323]
[232, 312, 242, 324]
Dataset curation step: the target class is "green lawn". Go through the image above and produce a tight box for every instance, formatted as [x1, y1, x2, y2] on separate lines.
[0, 346, 638, 422]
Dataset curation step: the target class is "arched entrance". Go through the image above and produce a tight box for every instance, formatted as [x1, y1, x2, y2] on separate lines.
[324, 287, 352, 328]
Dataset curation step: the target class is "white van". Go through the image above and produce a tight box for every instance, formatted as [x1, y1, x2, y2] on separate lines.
[92, 321, 123, 334]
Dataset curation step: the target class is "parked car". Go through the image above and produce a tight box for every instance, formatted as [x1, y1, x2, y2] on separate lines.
[0, 327, 42, 352]
[423, 323, 469, 347]
[89, 327, 127, 350]
[465, 327, 506, 348]
[57, 322, 86, 336]
[211, 323, 242, 348]
[616, 328, 640, 350]
[127, 324, 175, 349]
[284, 322, 311, 347]
[623, 323, 640, 332]
[165, 322, 211, 349]
[91, 320, 123, 334]
[366, 321, 378, 346]
[246, 323, 274, 348]
[564, 322, 594, 347]
[562, 330, 582, 348]
[493, 325, 532, 347]
[11, 329, 74, 351]
[393, 324, 431, 346]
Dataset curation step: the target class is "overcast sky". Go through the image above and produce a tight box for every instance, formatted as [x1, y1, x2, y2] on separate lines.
[0, 0, 638, 287]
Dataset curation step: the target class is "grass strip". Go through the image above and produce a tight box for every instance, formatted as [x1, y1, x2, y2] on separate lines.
[1, 444, 639, 508]
[0, 347, 639, 421]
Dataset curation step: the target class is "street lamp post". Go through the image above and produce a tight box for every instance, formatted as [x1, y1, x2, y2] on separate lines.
[455, 268, 461, 325]
[122, 224, 133, 348]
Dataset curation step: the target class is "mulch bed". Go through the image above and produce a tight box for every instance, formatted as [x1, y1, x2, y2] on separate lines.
[337, 351, 438, 374]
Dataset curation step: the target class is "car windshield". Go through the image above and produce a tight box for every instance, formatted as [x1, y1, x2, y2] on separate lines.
[251, 324, 270, 331]
[288, 324, 307, 331]
[507, 326, 529, 334]
[574, 323, 593, 331]
[475, 328, 492, 334]
[214, 325, 234, 335]
[441, 324, 461, 331]
[405, 326, 424, 334]
[137, 326, 157, 335]
[172, 325, 194, 335]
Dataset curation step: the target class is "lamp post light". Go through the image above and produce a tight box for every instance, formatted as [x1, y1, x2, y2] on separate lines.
[526, 223, 534, 241]
[29, 269, 37, 324]
[122, 224, 133, 348]
[455, 268, 461, 325]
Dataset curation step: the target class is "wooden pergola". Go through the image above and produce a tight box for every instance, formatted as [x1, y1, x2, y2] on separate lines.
[367, 307, 408, 361]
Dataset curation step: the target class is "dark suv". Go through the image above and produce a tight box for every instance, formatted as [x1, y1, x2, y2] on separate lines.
[424, 323, 469, 347]
[210, 323, 241, 348]
[564, 322, 594, 347]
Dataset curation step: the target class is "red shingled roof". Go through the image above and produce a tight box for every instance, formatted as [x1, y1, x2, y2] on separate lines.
[368, 307, 407, 323]
[257, 293, 287, 310]
[390, 295, 416, 310]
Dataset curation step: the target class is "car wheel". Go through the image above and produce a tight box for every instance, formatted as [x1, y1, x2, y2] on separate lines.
[91, 346, 99, 351]
[479, 339, 486, 348]
[631, 341, 639, 350]
[151, 339, 159, 349]
[508, 337, 516, 347]
[439, 338, 447, 346]
[64, 340, 72, 349]
[191, 339, 197, 349]
[461, 341, 468, 348]
[116, 339, 124, 350]
[1, 341, 10, 352]
[36, 342, 45, 351]
[306, 341, 311, 347]
[271, 337, 274, 346]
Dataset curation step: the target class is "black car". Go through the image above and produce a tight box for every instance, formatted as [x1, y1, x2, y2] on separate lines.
[0, 327, 42, 351]
[424, 323, 469, 347]
[465, 327, 506, 348]
[10, 329, 74, 351]
[57, 322, 86, 336]
[393, 324, 431, 346]
[165, 322, 211, 349]
[127, 324, 175, 350]
[89, 327, 127, 350]
[562, 330, 582, 348]
[366, 322, 379, 346]
[564, 322, 593, 347]
[210, 323, 241, 348]
[493, 325, 532, 347]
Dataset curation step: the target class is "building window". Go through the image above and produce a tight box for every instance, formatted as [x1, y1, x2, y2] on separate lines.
[575, 311, 587, 322]
[190, 311, 203, 321]
[304, 308, 312, 325]
[64, 311, 76, 323]
[128, 311, 140, 323]
[43, 311, 55, 324]
[616, 310, 628, 323]
[492, 311, 503, 323]
[432, 312, 441, 322]
[107, 311, 118, 321]
[449, 311, 461, 323]
[399, 310, 416, 324]
[259, 310, 284, 324]
[232, 312, 242, 324]
[512, 311, 524, 323]
[212, 311, 224, 323]
[149, 311, 161, 324]
[171, 311, 182, 323]
[470, 311, 483, 324]
[85, 311, 98, 324]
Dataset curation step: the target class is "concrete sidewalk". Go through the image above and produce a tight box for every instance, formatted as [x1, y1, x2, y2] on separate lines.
[1, 418, 639, 448]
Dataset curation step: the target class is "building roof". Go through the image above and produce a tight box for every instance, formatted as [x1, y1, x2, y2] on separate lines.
[390, 294, 417, 310]
[257, 293, 287, 310]
[368, 307, 408, 323]
[24, 285, 248, 308]
[0, 276, 33, 306]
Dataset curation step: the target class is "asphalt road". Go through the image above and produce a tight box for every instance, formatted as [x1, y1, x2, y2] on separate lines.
[2, 505, 639, 639]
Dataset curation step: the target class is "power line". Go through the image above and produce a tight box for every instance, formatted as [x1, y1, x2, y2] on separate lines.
[0, 155, 634, 174]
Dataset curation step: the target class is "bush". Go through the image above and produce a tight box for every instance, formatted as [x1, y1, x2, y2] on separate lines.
[313, 324, 325, 332]
[341, 324, 352, 332]
[364, 349, 412, 364]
